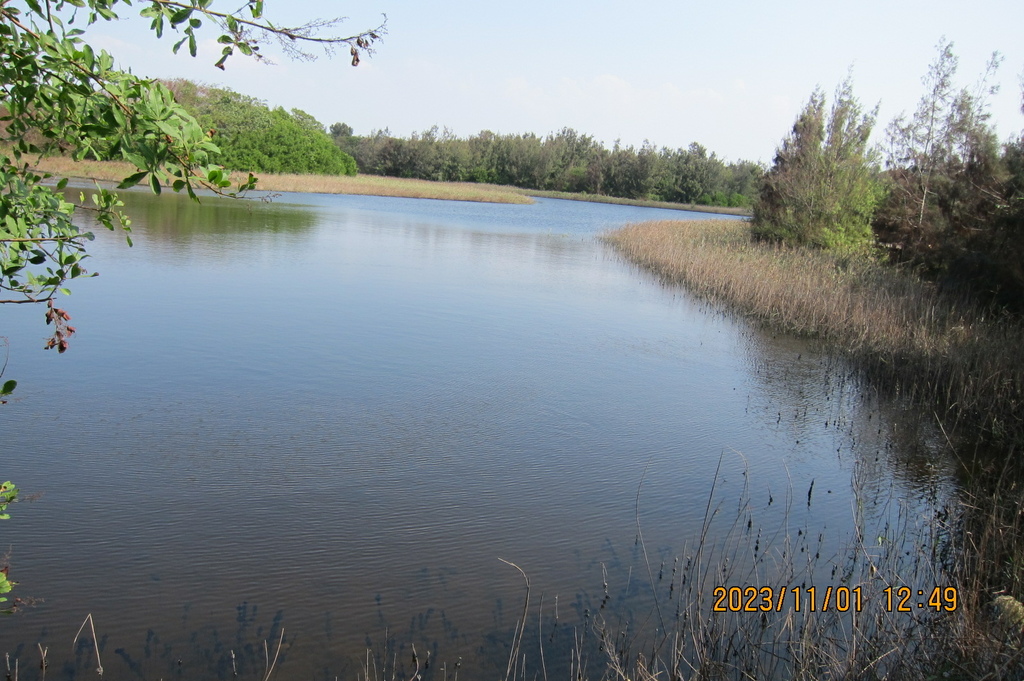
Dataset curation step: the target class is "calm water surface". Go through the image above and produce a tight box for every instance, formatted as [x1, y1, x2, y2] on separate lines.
[0, 191, 955, 679]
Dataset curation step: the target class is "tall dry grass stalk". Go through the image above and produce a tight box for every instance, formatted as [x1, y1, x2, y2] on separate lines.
[603, 220, 1024, 445]
[23, 156, 534, 204]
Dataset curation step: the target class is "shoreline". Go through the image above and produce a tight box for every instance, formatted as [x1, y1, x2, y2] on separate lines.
[25, 155, 750, 214]
[517, 187, 751, 215]
[602, 219, 1024, 447]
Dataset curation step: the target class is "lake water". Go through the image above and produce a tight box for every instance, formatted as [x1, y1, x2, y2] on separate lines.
[0, 190, 956, 679]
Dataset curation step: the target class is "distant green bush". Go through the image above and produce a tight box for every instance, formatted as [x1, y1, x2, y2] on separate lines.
[163, 80, 357, 176]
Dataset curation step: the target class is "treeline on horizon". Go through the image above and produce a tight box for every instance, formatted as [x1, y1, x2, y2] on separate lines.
[161, 76, 763, 207]
[329, 124, 763, 207]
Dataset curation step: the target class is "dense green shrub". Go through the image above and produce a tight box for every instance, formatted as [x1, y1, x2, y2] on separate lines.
[753, 80, 882, 249]
[164, 80, 356, 176]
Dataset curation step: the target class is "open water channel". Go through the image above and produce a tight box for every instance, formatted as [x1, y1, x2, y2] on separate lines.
[0, 190, 958, 679]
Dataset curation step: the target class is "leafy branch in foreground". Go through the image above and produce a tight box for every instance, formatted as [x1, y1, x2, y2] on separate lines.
[0, 480, 15, 521]
[0, 480, 17, 611]
[0, 336, 14, 399]
[0, 0, 385, 324]
[141, 0, 386, 67]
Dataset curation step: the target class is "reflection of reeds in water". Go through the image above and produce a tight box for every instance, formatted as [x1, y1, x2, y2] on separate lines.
[598, 461, 915, 680]
[352, 456, 1024, 680]
[10, 459, 1021, 680]
[44, 605, 294, 681]
[603, 220, 1024, 446]
[599, 456, 1024, 680]
[466, 457, 1021, 681]
[599, 217, 1024, 677]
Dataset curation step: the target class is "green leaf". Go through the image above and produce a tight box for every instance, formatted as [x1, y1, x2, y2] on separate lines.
[170, 8, 192, 25]
[149, 173, 162, 196]
[215, 47, 232, 69]
[0, 380, 16, 396]
[81, 43, 95, 70]
[118, 171, 148, 189]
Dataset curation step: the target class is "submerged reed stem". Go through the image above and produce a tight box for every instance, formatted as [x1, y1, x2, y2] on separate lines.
[72, 613, 103, 677]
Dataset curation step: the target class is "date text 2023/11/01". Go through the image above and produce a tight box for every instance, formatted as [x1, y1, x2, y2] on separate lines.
[712, 586, 959, 613]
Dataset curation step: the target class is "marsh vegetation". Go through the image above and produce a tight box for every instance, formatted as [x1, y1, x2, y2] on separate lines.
[604, 219, 1024, 445]
[601, 215, 1024, 679]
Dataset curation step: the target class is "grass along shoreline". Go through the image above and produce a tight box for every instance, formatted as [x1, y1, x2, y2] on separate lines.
[603, 219, 1024, 445]
[513, 187, 752, 215]
[26, 156, 749, 213]
[26, 155, 533, 204]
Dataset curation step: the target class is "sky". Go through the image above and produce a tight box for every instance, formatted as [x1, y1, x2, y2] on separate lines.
[86, 0, 1024, 164]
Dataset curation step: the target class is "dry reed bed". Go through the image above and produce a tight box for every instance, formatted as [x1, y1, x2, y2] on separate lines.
[249, 172, 533, 204]
[26, 156, 534, 204]
[603, 219, 1024, 443]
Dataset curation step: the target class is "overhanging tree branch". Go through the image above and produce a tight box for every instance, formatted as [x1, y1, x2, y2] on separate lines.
[0, 0, 385, 323]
